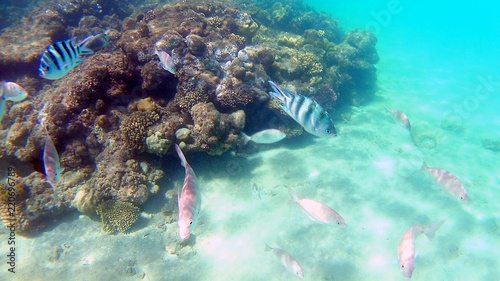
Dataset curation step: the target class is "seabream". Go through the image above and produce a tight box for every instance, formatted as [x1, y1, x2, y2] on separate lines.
[290, 188, 346, 227]
[422, 162, 469, 204]
[386, 107, 411, 131]
[265, 244, 304, 279]
[0, 82, 29, 124]
[268, 81, 337, 137]
[397, 220, 445, 279]
[241, 129, 286, 144]
[175, 144, 201, 241]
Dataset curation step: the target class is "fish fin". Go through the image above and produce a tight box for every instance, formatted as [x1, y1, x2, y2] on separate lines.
[241, 132, 251, 144]
[289, 187, 299, 204]
[264, 243, 272, 252]
[174, 144, 187, 168]
[420, 161, 428, 171]
[279, 104, 292, 116]
[424, 220, 446, 241]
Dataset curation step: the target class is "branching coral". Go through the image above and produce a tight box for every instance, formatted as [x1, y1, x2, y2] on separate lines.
[97, 200, 140, 233]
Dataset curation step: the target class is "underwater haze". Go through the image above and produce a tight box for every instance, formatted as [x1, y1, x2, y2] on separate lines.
[1, 0, 499, 280]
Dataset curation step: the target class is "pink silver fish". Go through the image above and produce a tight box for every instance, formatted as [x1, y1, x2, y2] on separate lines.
[290, 189, 346, 227]
[422, 162, 469, 204]
[0, 81, 29, 124]
[154, 48, 176, 74]
[43, 135, 62, 188]
[266, 244, 304, 279]
[386, 107, 411, 131]
[175, 144, 201, 241]
[397, 220, 445, 279]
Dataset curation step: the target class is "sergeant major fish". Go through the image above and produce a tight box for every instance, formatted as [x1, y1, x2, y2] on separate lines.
[397, 220, 445, 279]
[290, 188, 346, 227]
[0, 82, 28, 124]
[241, 129, 286, 144]
[268, 81, 337, 137]
[265, 244, 304, 279]
[385, 107, 411, 131]
[175, 144, 201, 241]
[422, 162, 469, 204]
[39, 33, 108, 80]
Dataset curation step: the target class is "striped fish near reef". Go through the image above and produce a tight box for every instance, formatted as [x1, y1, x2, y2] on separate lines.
[241, 129, 286, 144]
[39, 33, 109, 80]
[268, 81, 337, 137]
[175, 144, 201, 241]
[385, 107, 411, 131]
[265, 244, 304, 279]
[0, 82, 28, 124]
[422, 162, 469, 204]
[290, 189, 346, 227]
[397, 220, 445, 279]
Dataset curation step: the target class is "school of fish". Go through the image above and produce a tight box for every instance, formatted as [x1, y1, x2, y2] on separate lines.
[0, 27, 476, 280]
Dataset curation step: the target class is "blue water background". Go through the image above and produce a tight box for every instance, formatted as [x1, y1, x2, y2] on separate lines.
[305, 0, 500, 130]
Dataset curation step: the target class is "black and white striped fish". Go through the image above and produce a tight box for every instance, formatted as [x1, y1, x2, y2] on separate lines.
[268, 81, 337, 137]
[39, 33, 108, 80]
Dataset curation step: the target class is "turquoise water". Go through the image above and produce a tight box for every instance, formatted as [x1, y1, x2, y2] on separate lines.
[1, 1, 499, 280]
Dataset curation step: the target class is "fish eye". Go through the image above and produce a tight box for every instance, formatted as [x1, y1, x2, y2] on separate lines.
[190, 221, 193, 225]
[460, 196, 464, 199]
[401, 265, 405, 268]
[326, 129, 331, 133]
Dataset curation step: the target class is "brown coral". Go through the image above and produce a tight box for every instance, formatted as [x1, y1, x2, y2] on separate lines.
[121, 110, 160, 151]
[97, 200, 140, 233]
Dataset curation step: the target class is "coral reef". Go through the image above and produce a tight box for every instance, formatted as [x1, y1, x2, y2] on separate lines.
[97, 200, 140, 233]
[0, 0, 378, 233]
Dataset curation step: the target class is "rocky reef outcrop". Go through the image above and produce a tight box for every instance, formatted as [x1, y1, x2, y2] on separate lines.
[0, 0, 378, 233]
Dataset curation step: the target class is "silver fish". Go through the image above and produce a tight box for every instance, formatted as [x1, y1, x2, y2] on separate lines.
[397, 220, 445, 279]
[39, 34, 105, 80]
[266, 244, 304, 279]
[79, 33, 109, 53]
[290, 189, 346, 227]
[386, 107, 411, 131]
[241, 129, 286, 144]
[0, 82, 29, 124]
[268, 81, 337, 137]
[175, 144, 201, 241]
[43, 134, 62, 189]
[154, 48, 176, 74]
[422, 162, 469, 204]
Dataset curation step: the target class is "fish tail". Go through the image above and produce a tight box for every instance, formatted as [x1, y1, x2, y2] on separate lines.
[241, 132, 251, 145]
[78, 36, 96, 55]
[420, 160, 428, 171]
[423, 220, 446, 241]
[174, 144, 187, 168]
[384, 107, 391, 113]
[289, 187, 299, 204]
